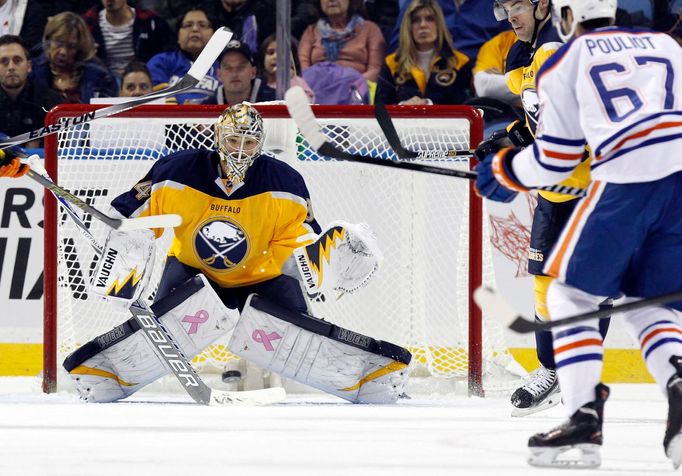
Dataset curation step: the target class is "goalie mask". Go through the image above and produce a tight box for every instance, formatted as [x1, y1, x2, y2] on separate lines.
[215, 103, 265, 185]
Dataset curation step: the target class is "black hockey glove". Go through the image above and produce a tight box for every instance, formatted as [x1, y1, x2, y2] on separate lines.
[474, 128, 511, 162]
[474, 120, 535, 162]
[506, 120, 534, 148]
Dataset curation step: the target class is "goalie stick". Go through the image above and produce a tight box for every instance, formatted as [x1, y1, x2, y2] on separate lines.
[0, 27, 233, 150]
[31, 163, 285, 406]
[9, 150, 181, 230]
[284, 87, 586, 198]
[474, 286, 682, 334]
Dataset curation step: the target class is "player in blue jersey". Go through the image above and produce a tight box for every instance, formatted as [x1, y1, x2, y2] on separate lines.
[476, 0, 682, 468]
[54, 103, 410, 404]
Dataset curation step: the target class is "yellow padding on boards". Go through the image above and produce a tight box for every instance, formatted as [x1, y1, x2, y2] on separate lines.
[509, 348, 654, 383]
[0, 344, 43, 376]
[0, 343, 655, 382]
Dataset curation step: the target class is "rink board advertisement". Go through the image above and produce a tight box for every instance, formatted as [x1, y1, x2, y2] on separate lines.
[0, 159, 648, 381]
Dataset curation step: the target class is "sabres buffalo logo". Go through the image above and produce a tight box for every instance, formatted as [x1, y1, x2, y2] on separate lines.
[435, 68, 456, 86]
[521, 88, 540, 129]
[194, 217, 249, 271]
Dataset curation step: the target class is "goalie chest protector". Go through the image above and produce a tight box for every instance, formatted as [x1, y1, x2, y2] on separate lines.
[111, 150, 321, 288]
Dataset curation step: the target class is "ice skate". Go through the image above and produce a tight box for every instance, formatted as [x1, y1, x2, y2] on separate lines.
[527, 383, 609, 469]
[664, 356, 682, 469]
[511, 365, 561, 417]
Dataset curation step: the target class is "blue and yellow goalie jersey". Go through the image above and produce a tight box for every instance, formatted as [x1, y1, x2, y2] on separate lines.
[112, 149, 321, 288]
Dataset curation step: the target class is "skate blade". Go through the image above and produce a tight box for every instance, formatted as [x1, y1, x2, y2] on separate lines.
[511, 390, 562, 418]
[666, 433, 682, 469]
[528, 443, 601, 469]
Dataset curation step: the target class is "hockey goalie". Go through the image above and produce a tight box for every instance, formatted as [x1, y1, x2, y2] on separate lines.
[64, 103, 411, 404]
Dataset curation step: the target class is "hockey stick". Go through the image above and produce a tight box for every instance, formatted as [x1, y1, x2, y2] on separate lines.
[9, 150, 181, 230]
[374, 102, 473, 159]
[285, 87, 477, 180]
[285, 88, 586, 197]
[372, 100, 587, 198]
[0, 27, 233, 150]
[474, 286, 682, 334]
[31, 159, 286, 406]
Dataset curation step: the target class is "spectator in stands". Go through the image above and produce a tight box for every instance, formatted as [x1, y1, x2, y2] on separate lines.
[200, 0, 263, 54]
[365, 0, 400, 43]
[0, 34, 62, 147]
[258, 33, 314, 102]
[291, 0, 318, 40]
[472, 29, 517, 103]
[83, 0, 174, 76]
[375, 0, 472, 105]
[38, 0, 95, 17]
[298, 0, 386, 82]
[389, 0, 509, 64]
[30, 12, 118, 103]
[0, 0, 48, 53]
[147, 7, 220, 104]
[654, 0, 682, 44]
[119, 60, 152, 97]
[203, 39, 269, 105]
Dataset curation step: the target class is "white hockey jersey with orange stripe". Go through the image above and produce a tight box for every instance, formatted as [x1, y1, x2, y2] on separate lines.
[510, 27, 682, 187]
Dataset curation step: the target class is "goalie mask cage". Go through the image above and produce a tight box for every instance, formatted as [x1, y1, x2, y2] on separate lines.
[43, 104, 517, 398]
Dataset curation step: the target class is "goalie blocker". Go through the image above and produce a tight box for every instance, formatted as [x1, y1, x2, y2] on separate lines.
[64, 279, 411, 404]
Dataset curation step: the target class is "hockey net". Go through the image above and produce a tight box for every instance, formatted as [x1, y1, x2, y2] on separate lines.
[42, 104, 519, 397]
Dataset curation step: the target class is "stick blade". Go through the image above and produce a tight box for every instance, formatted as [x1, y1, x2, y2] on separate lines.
[116, 214, 182, 231]
[285, 86, 327, 150]
[209, 387, 286, 406]
[473, 286, 535, 333]
[186, 27, 233, 81]
[374, 103, 418, 159]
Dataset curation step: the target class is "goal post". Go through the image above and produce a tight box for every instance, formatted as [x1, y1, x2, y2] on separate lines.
[42, 103, 511, 397]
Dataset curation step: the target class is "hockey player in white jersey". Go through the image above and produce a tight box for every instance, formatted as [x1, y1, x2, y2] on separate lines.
[475, 0, 682, 469]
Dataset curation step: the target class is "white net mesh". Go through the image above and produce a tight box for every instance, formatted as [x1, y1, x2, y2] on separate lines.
[46, 105, 518, 394]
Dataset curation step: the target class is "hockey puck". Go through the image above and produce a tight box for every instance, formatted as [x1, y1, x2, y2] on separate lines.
[222, 370, 242, 383]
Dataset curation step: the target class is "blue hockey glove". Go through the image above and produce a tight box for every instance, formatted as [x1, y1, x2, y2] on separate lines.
[474, 147, 528, 203]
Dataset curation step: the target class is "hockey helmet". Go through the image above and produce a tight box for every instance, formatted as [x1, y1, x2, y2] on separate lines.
[552, 0, 617, 42]
[214, 102, 265, 185]
[493, 0, 539, 22]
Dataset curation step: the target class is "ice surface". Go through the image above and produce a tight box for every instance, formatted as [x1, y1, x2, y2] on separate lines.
[0, 378, 673, 476]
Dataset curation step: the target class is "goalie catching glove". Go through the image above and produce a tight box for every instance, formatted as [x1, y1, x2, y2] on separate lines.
[294, 221, 382, 297]
[90, 227, 156, 307]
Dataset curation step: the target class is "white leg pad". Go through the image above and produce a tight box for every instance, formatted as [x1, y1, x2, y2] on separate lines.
[65, 274, 239, 402]
[228, 294, 411, 403]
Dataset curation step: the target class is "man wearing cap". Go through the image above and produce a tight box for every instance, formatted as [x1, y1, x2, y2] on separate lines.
[203, 38, 270, 105]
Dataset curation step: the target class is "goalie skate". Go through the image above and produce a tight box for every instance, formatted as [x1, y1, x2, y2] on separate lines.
[511, 366, 560, 417]
[664, 356, 682, 469]
[527, 383, 609, 469]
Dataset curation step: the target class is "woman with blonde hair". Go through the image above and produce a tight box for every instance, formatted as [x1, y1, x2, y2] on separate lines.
[375, 0, 472, 105]
[30, 11, 117, 103]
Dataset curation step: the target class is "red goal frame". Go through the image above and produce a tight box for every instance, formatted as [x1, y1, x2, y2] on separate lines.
[41, 104, 485, 396]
